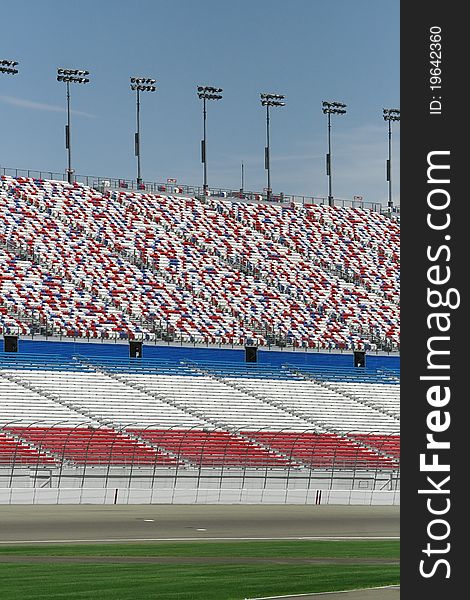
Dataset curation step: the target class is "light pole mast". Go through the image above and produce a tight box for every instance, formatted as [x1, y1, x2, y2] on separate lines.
[197, 85, 223, 193]
[130, 77, 156, 187]
[260, 93, 285, 201]
[57, 67, 90, 184]
[383, 108, 400, 210]
[0, 59, 19, 163]
[322, 100, 347, 207]
[136, 86, 141, 184]
[66, 80, 72, 183]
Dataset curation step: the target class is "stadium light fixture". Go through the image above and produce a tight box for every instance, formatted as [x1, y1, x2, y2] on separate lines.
[197, 85, 223, 192]
[130, 76, 157, 186]
[1, 59, 19, 163]
[260, 92, 286, 201]
[383, 107, 400, 211]
[57, 67, 90, 184]
[0, 59, 19, 75]
[322, 100, 347, 207]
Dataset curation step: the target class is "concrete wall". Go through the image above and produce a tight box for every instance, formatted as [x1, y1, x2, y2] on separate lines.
[0, 487, 400, 505]
[12, 339, 400, 369]
[1, 466, 400, 493]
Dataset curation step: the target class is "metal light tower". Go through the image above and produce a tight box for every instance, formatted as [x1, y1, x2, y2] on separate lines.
[197, 85, 223, 193]
[383, 108, 400, 210]
[130, 77, 156, 186]
[0, 59, 19, 76]
[57, 68, 90, 184]
[322, 100, 347, 207]
[1, 59, 19, 162]
[260, 93, 285, 201]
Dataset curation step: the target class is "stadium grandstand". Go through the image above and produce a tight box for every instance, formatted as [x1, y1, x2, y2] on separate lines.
[0, 173, 399, 503]
[0, 174, 399, 351]
[0, 5, 402, 600]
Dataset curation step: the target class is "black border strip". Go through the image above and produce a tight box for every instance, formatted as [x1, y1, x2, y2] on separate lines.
[401, 3, 464, 597]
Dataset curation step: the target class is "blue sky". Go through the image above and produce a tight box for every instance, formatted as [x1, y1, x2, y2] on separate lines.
[1, 0, 399, 204]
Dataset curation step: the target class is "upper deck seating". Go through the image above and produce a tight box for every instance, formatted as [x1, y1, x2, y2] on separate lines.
[0, 175, 399, 350]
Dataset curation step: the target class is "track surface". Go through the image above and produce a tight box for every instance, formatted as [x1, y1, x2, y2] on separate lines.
[246, 586, 400, 599]
[0, 505, 399, 543]
[0, 505, 400, 598]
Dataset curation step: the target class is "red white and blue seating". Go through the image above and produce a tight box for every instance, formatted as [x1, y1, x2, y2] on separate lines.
[0, 176, 399, 349]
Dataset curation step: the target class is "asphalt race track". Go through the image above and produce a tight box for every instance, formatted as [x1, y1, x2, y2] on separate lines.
[0, 505, 399, 543]
[0, 505, 400, 599]
[245, 586, 400, 599]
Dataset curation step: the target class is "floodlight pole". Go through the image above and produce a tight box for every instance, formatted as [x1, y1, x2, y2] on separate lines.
[260, 93, 285, 202]
[322, 100, 346, 207]
[202, 95, 207, 192]
[387, 117, 392, 209]
[130, 77, 156, 187]
[383, 108, 400, 211]
[265, 103, 271, 201]
[0, 59, 20, 162]
[326, 110, 332, 206]
[57, 68, 90, 184]
[66, 81, 73, 184]
[135, 87, 141, 185]
[198, 86, 222, 193]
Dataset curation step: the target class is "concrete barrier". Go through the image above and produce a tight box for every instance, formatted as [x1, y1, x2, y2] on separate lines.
[0, 487, 400, 505]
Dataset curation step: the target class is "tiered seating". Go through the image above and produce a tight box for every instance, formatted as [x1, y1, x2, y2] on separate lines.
[115, 367, 314, 431]
[203, 364, 399, 434]
[0, 247, 130, 338]
[244, 431, 397, 470]
[218, 200, 400, 302]
[0, 181, 155, 339]
[0, 177, 250, 343]
[328, 382, 399, 419]
[110, 189, 399, 348]
[0, 355, 182, 467]
[5, 426, 177, 466]
[4, 361, 207, 430]
[128, 429, 290, 468]
[350, 433, 400, 460]
[0, 175, 399, 349]
[291, 364, 400, 427]
[0, 371, 93, 425]
[0, 430, 56, 465]
[0, 354, 399, 471]
[0, 355, 297, 468]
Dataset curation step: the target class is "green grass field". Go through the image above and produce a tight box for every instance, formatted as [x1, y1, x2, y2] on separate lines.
[0, 540, 400, 600]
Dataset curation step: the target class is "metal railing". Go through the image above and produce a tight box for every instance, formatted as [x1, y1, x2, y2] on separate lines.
[0, 165, 399, 215]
